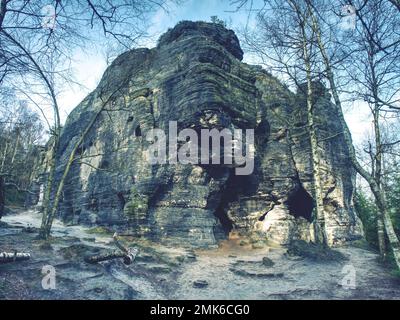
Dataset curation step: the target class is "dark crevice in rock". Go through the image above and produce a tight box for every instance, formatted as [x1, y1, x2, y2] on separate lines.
[214, 204, 233, 235]
[117, 192, 126, 210]
[135, 125, 142, 137]
[286, 185, 314, 222]
[100, 159, 110, 169]
[203, 167, 234, 238]
[212, 169, 260, 236]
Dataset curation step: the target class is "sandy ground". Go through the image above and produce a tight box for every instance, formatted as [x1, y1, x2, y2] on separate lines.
[1, 210, 399, 300]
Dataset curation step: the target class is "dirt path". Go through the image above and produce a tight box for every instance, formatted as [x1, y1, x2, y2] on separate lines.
[1, 210, 399, 300]
[175, 242, 400, 299]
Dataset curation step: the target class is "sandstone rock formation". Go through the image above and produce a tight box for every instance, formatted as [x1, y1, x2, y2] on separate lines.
[35, 21, 363, 247]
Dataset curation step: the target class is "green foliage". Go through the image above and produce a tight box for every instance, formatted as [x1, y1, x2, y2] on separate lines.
[386, 173, 400, 236]
[124, 186, 148, 217]
[355, 177, 400, 273]
[86, 226, 113, 235]
[354, 191, 379, 250]
[4, 188, 26, 206]
[355, 181, 400, 250]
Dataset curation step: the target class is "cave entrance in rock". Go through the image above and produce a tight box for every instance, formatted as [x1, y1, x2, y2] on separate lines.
[214, 205, 233, 235]
[286, 185, 314, 222]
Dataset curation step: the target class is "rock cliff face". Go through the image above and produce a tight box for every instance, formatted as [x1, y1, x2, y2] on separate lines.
[44, 21, 362, 247]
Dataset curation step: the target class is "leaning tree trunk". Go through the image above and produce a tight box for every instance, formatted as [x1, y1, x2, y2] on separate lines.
[0, 175, 4, 220]
[40, 86, 125, 239]
[308, 6, 400, 269]
[40, 107, 106, 239]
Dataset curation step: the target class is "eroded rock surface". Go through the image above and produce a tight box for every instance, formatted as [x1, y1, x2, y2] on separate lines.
[35, 21, 362, 247]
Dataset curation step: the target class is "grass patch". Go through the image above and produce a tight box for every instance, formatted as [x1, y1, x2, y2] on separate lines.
[385, 251, 400, 279]
[390, 269, 400, 279]
[85, 226, 113, 235]
[58, 244, 101, 260]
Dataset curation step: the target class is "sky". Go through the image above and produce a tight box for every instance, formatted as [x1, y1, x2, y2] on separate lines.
[56, 0, 371, 145]
[56, 0, 259, 121]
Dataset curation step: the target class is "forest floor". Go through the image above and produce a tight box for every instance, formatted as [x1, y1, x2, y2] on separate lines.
[1, 209, 400, 300]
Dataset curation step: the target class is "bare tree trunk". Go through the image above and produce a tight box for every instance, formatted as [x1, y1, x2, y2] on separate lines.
[308, 4, 400, 269]
[40, 139, 78, 239]
[307, 91, 327, 244]
[377, 217, 387, 258]
[293, 0, 327, 245]
[1, 141, 9, 171]
[373, 106, 386, 259]
[39, 141, 58, 239]
[304, 55, 327, 244]
[10, 132, 20, 165]
[0, 0, 6, 30]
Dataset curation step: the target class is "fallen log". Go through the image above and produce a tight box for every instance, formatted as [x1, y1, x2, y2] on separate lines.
[0, 252, 31, 264]
[84, 250, 127, 264]
[85, 248, 138, 265]
[121, 247, 139, 265]
[84, 232, 138, 265]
